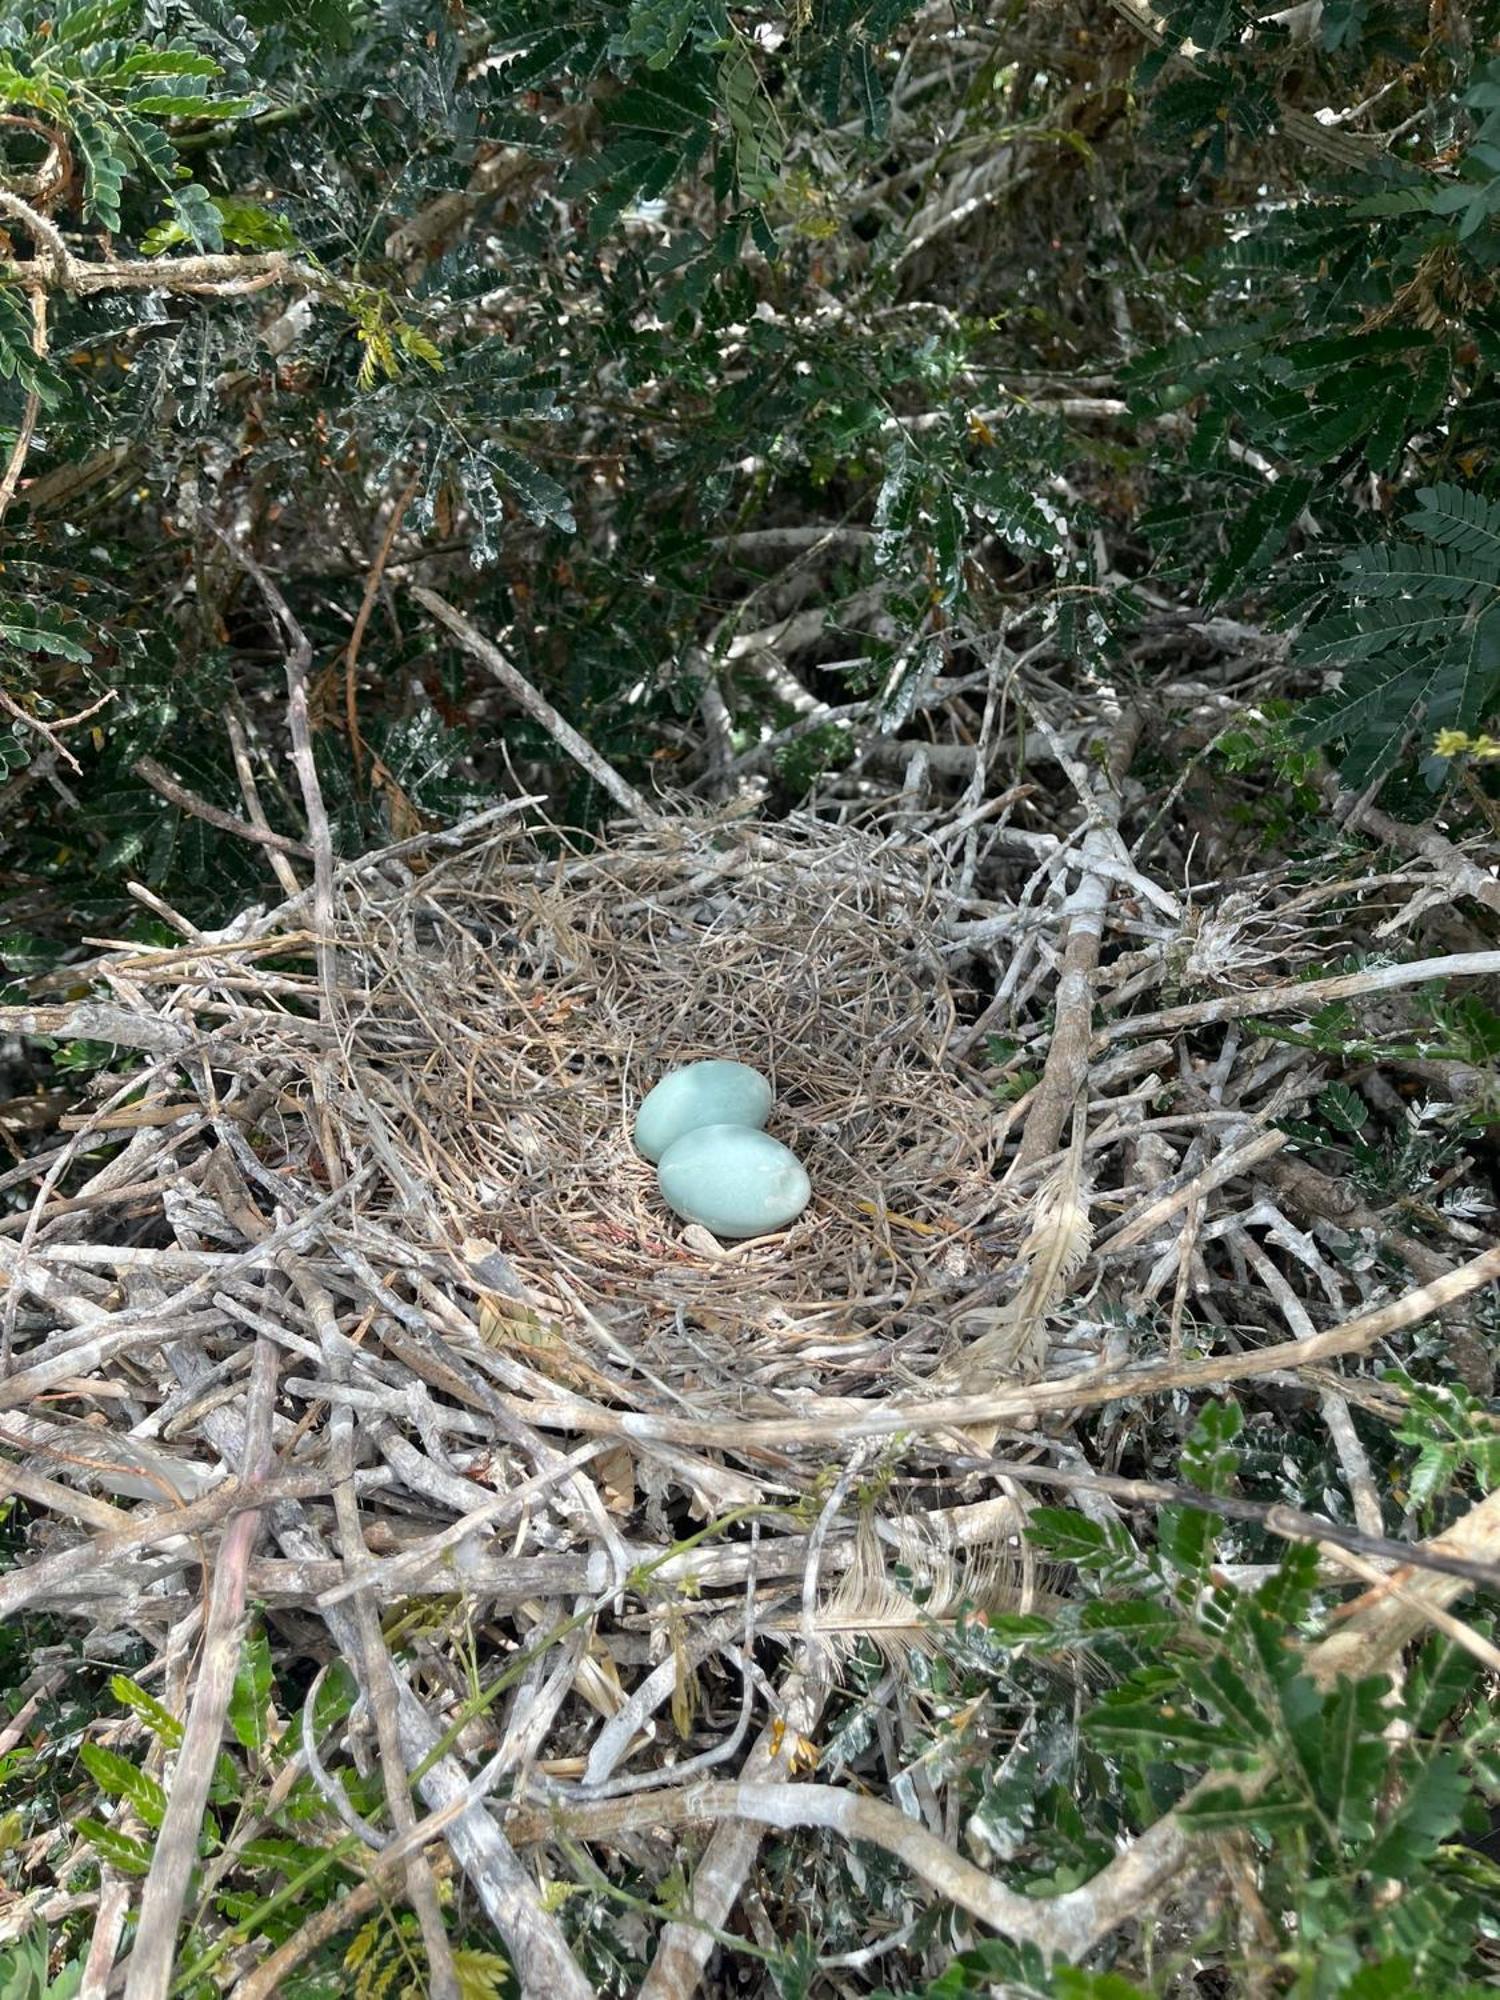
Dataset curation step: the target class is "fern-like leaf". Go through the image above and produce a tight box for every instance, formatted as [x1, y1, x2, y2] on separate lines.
[1403, 483, 1500, 560]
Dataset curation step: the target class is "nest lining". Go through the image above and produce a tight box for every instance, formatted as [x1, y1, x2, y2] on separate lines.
[309, 810, 1008, 1407]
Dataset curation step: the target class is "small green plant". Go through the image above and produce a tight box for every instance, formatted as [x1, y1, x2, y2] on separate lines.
[0, 1926, 87, 2000]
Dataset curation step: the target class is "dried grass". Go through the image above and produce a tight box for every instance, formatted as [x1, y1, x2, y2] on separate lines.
[316, 808, 1008, 1404]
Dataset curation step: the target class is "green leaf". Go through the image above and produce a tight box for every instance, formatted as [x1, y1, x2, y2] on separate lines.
[228, 1622, 274, 1756]
[1084, 1698, 1231, 1753]
[110, 1675, 184, 1750]
[1205, 476, 1314, 604]
[211, 197, 298, 251]
[849, 41, 890, 141]
[165, 181, 224, 253]
[1177, 1781, 1309, 1832]
[1317, 1081, 1368, 1132]
[486, 443, 576, 533]
[1284, 1673, 1389, 1844]
[1340, 541, 1500, 597]
[0, 291, 64, 409]
[0, 603, 93, 665]
[1405, 483, 1500, 560]
[1157, 1502, 1215, 1580]
[1026, 1508, 1116, 1566]
[127, 93, 255, 119]
[312, 1659, 358, 1736]
[1180, 1400, 1242, 1494]
[451, 1948, 514, 2000]
[99, 49, 223, 84]
[71, 108, 128, 230]
[1349, 187, 1434, 216]
[1296, 593, 1500, 787]
[1363, 1750, 1467, 1876]
[721, 43, 781, 201]
[77, 1744, 168, 1829]
[52, 0, 132, 46]
[614, 0, 700, 69]
[1076, 1599, 1177, 1642]
[1320, 0, 1368, 49]
[74, 1817, 152, 1875]
[238, 1835, 348, 1875]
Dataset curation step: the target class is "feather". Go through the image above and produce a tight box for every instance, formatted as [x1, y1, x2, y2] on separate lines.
[943, 1103, 1094, 1394]
[767, 1501, 1071, 1672]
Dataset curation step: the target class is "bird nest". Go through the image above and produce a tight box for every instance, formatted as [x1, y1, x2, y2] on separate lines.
[302, 806, 1005, 1409]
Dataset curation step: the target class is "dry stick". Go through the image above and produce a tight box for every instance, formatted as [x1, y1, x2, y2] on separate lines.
[1306, 1486, 1500, 1689]
[298, 1263, 459, 2000]
[0, 685, 114, 776]
[0, 224, 327, 298]
[122, 1339, 279, 2000]
[80, 1879, 132, 2000]
[1101, 950, 1500, 1044]
[598, 1245, 1500, 1448]
[966, 1459, 1500, 1596]
[638, 1665, 826, 1999]
[0, 285, 44, 529]
[411, 586, 655, 821]
[1314, 1541, 1500, 1676]
[225, 708, 302, 900]
[211, 529, 338, 1022]
[345, 476, 419, 779]
[0, 1467, 335, 1622]
[512, 1776, 1181, 1962]
[348, 1589, 595, 1998]
[1324, 775, 1500, 919]
[161, 1315, 592, 1999]
[1012, 707, 1141, 1172]
[1096, 1129, 1288, 1253]
[131, 755, 314, 862]
[0, 1445, 133, 1532]
[1261, 1150, 1494, 1397]
[1227, 1224, 1384, 1540]
[635, 1483, 860, 1994]
[313, 1440, 611, 1609]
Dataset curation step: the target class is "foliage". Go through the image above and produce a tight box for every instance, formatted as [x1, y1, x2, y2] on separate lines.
[1, 0, 1497, 957]
[850, 1403, 1500, 2000]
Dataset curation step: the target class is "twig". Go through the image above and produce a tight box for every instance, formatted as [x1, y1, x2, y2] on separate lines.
[132, 756, 314, 862]
[1013, 705, 1142, 1170]
[345, 477, 418, 779]
[1325, 776, 1500, 919]
[210, 526, 337, 1023]
[1095, 1130, 1288, 1252]
[122, 1339, 279, 2000]
[412, 586, 654, 821]
[227, 1812, 462, 2000]
[636, 1666, 829, 2000]
[966, 1458, 1500, 1595]
[1101, 951, 1500, 1043]
[512, 1774, 1184, 1960]
[0, 284, 44, 529]
[0, 1467, 335, 1623]
[0, 686, 114, 776]
[224, 708, 303, 899]
[296, 1261, 459, 2000]
[595, 1244, 1500, 1447]
[0, 231, 327, 298]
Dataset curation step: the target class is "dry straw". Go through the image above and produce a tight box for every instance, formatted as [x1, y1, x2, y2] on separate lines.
[324, 807, 1010, 1404]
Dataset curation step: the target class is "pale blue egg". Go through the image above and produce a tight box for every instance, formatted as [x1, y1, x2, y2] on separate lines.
[633, 1060, 773, 1163]
[657, 1124, 811, 1239]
